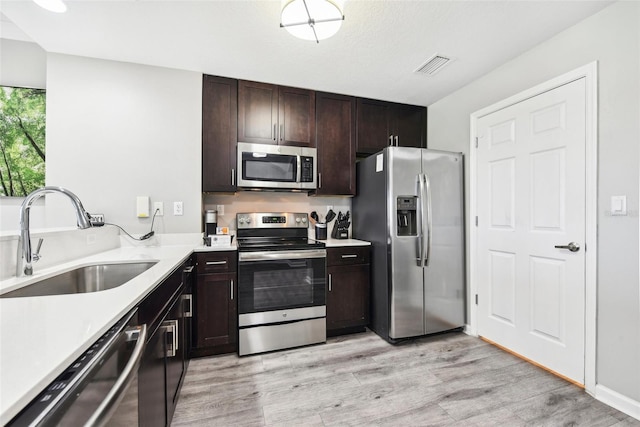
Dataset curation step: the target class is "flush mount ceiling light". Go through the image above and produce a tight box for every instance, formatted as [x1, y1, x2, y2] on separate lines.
[33, 0, 67, 13]
[280, 0, 344, 44]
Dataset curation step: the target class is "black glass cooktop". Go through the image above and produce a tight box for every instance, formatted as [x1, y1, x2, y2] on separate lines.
[236, 237, 325, 252]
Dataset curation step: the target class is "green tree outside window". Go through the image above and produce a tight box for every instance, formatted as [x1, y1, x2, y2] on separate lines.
[0, 86, 46, 197]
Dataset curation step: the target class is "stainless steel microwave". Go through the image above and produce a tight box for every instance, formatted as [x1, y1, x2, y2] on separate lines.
[237, 142, 317, 190]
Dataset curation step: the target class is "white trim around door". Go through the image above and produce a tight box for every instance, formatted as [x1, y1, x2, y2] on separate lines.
[468, 61, 598, 394]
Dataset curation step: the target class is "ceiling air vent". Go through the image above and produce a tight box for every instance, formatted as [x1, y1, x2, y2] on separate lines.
[414, 54, 453, 76]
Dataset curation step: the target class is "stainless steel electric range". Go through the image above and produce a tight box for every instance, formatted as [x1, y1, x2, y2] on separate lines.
[236, 212, 327, 356]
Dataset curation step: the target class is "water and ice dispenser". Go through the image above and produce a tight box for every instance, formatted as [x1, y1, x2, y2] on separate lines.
[396, 197, 417, 236]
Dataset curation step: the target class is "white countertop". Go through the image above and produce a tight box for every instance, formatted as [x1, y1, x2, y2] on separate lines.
[0, 235, 363, 423]
[315, 238, 371, 247]
[0, 244, 195, 424]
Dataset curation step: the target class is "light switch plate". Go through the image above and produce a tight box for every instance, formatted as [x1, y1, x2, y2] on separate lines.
[611, 195, 627, 216]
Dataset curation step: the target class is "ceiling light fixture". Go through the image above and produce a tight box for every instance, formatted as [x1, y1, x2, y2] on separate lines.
[33, 0, 67, 13]
[280, 0, 344, 44]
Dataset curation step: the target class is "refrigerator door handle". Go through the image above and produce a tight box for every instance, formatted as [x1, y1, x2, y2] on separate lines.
[418, 173, 427, 267]
[424, 173, 433, 267]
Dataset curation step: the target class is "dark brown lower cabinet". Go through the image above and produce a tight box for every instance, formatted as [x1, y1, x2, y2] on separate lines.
[138, 259, 192, 427]
[193, 272, 237, 355]
[139, 325, 166, 427]
[192, 251, 238, 357]
[326, 246, 371, 336]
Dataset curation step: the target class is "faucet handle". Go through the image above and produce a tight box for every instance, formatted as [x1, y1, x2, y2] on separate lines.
[32, 238, 44, 262]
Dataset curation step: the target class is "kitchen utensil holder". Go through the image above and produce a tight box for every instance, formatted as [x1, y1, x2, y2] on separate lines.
[315, 223, 327, 240]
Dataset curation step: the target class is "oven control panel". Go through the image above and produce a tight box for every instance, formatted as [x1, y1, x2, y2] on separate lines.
[237, 212, 308, 229]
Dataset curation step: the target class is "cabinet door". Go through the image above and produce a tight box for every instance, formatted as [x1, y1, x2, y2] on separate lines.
[327, 264, 370, 331]
[238, 80, 278, 145]
[391, 104, 426, 148]
[356, 98, 390, 155]
[279, 86, 315, 147]
[202, 75, 238, 192]
[165, 296, 184, 425]
[315, 92, 356, 195]
[139, 327, 166, 427]
[194, 272, 237, 350]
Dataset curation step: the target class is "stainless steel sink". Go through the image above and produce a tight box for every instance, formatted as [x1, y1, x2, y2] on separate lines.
[1, 262, 158, 298]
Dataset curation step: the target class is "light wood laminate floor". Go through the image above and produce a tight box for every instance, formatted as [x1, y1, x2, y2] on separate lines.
[173, 331, 639, 426]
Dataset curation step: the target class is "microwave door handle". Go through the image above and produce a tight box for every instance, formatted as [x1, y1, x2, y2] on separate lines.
[296, 155, 302, 183]
[84, 323, 148, 427]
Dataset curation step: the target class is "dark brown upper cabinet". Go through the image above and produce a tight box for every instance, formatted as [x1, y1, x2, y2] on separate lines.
[314, 92, 356, 196]
[356, 98, 426, 156]
[202, 75, 238, 192]
[238, 80, 315, 147]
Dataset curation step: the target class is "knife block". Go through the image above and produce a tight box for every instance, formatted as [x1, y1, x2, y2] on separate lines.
[331, 222, 349, 239]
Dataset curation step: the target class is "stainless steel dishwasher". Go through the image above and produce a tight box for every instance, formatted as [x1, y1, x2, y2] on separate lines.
[7, 308, 146, 427]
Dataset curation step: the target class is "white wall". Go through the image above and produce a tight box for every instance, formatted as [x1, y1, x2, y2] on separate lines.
[45, 54, 202, 235]
[427, 0, 640, 405]
[0, 39, 46, 88]
[0, 39, 47, 231]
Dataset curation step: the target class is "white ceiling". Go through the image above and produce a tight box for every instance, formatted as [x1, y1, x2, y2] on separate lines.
[1, 0, 613, 106]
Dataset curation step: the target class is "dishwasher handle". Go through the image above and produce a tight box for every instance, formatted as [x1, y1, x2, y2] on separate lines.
[85, 323, 148, 427]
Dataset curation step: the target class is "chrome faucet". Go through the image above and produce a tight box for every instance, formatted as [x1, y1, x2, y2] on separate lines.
[17, 186, 92, 276]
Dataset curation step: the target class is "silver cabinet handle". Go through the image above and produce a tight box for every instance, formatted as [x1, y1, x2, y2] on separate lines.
[206, 260, 227, 265]
[230, 280, 234, 300]
[280, 124, 284, 141]
[231, 168, 235, 186]
[394, 135, 399, 146]
[273, 124, 277, 141]
[389, 135, 394, 146]
[183, 294, 193, 318]
[85, 323, 147, 427]
[341, 254, 358, 259]
[318, 172, 322, 188]
[183, 265, 194, 273]
[555, 242, 580, 252]
[162, 319, 178, 357]
[328, 273, 332, 292]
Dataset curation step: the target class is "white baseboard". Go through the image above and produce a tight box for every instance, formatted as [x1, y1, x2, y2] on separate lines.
[596, 384, 640, 421]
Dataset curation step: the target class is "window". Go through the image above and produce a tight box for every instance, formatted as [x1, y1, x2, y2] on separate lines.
[0, 86, 46, 197]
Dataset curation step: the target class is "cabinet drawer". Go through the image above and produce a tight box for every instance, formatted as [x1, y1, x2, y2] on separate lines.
[327, 246, 370, 266]
[196, 251, 237, 274]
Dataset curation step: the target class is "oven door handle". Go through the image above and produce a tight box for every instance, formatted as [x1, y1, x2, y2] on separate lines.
[238, 249, 326, 262]
[84, 323, 147, 427]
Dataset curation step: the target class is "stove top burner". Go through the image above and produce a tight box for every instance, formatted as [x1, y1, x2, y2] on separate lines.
[236, 212, 324, 252]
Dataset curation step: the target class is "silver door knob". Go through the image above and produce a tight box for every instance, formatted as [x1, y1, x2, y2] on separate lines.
[554, 242, 580, 252]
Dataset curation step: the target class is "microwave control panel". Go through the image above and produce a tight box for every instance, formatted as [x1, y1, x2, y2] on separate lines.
[300, 156, 314, 183]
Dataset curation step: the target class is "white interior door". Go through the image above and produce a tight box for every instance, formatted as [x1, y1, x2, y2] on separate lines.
[476, 78, 586, 384]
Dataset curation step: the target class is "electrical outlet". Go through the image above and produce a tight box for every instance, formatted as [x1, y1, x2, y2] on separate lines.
[154, 202, 164, 216]
[216, 204, 225, 216]
[173, 201, 183, 216]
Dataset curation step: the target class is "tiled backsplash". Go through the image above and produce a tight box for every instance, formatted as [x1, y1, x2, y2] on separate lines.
[203, 192, 352, 232]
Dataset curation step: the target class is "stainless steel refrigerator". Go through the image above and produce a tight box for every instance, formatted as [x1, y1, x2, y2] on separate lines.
[353, 146, 465, 342]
